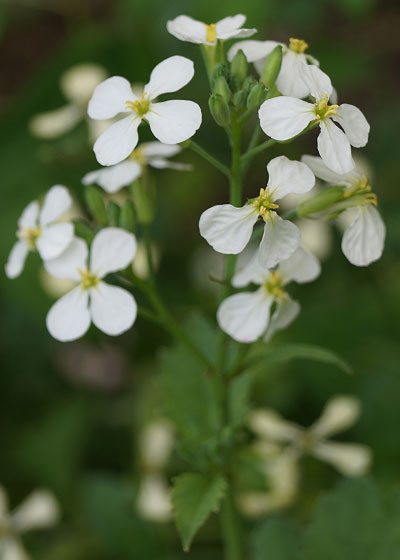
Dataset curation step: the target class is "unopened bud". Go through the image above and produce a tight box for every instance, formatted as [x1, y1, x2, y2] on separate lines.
[213, 76, 231, 103]
[209, 93, 231, 127]
[233, 90, 247, 109]
[74, 220, 94, 244]
[84, 185, 108, 226]
[246, 83, 267, 111]
[211, 63, 229, 87]
[107, 201, 120, 226]
[297, 186, 345, 217]
[119, 200, 136, 232]
[242, 76, 257, 92]
[231, 49, 247, 85]
[260, 45, 283, 89]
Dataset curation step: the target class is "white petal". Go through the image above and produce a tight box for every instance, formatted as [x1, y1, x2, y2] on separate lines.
[301, 64, 332, 100]
[311, 395, 361, 438]
[60, 63, 108, 105]
[333, 103, 370, 148]
[36, 223, 74, 261]
[228, 40, 277, 64]
[144, 56, 194, 99]
[317, 119, 354, 175]
[267, 155, 315, 200]
[279, 246, 321, 284]
[166, 15, 207, 44]
[93, 115, 140, 166]
[82, 161, 142, 193]
[46, 286, 91, 342]
[39, 185, 72, 226]
[216, 14, 246, 34]
[301, 154, 355, 186]
[341, 205, 385, 266]
[146, 100, 202, 144]
[312, 441, 371, 476]
[136, 473, 172, 522]
[296, 219, 333, 261]
[148, 159, 191, 171]
[217, 27, 257, 41]
[88, 76, 136, 119]
[0, 539, 29, 560]
[29, 104, 82, 138]
[12, 490, 60, 533]
[18, 201, 39, 229]
[5, 241, 29, 279]
[258, 214, 301, 269]
[90, 227, 137, 278]
[264, 296, 301, 341]
[90, 281, 137, 336]
[44, 237, 88, 281]
[277, 51, 310, 98]
[259, 97, 314, 141]
[199, 204, 258, 254]
[232, 248, 268, 288]
[141, 142, 181, 159]
[248, 409, 301, 441]
[217, 288, 273, 343]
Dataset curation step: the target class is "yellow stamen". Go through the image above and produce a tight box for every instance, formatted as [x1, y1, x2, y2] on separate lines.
[289, 37, 308, 54]
[19, 227, 41, 247]
[264, 270, 285, 298]
[205, 23, 217, 43]
[343, 175, 377, 206]
[79, 267, 99, 290]
[126, 93, 150, 117]
[314, 93, 339, 120]
[252, 187, 279, 221]
[365, 193, 378, 206]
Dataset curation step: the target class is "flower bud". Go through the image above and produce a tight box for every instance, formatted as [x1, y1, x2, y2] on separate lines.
[213, 76, 231, 103]
[84, 185, 108, 226]
[242, 76, 257, 92]
[119, 200, 136, 232]
[233, 89, 247, 109]
[74, 220, 94, 244]
[231, 49, 247, 85]
[260, 45, 283, 89]
[209, 93, 231, 127]
[297, 187, 345, 217]
[107, 201, 120, 226]
[211, 63, 229, 87]
[246, 83, 267, 111]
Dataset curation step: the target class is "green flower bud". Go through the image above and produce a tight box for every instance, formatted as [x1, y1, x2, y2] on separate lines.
[74, 220, 94, 244]
[211, 63, 229, 87]
[231, 49, 247, 85]
[246, 83, 267, 111]
[119, 200, 136, 232]
[209, 93, 231, 127]
[107, 201, 120, 226]
[265, 84, 281, 100]
[242, 76, 257, 92]
[260, 45, 283, 89]
[233, 89, 247, 109]
[84, 185, 108, 226]
[213, 75, 231, 103]
[297, 186, 345, 217]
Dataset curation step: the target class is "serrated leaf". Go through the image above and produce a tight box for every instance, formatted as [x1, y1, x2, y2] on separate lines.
[172, 472, 227, 551]
[245, 343, 353, 375]
[251, 517, 301, 560]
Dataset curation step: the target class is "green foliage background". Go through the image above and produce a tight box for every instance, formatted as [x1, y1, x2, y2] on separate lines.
[0, 0, 399, 558]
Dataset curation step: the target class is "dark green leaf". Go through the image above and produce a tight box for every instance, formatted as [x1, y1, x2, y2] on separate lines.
[251, 517, 301, 560]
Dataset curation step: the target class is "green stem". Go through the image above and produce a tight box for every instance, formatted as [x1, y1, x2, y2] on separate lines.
[240, 138, 276, 164]
[187, 140, 230, 177]
[221, 484, 243, 560]
[143, 223, 156, 284]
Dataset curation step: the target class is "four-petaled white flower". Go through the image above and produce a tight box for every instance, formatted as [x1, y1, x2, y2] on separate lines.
[217, 245, 320, 343]
[229, 37, 319, 98]
[88, 56, 202, 166]
[0, 485, 60, 560]
[199, 156, 315, 269]
[167, 14, 256, 46]
[5, 185, 74, 279]
[259, 65, 370, 174]
[249, 395, 372, 477]
[302, 154, 385, 266]
[82, 142, 191, 193]
[45, 228, 137, 341]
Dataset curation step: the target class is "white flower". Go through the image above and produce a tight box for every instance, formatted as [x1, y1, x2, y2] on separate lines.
[0, 485, 60, 560]
[82, 142, 190, 193]
[302, 155, 385, 266]
[217, 245, 320, 343]
[229, 37, 319, 98]
[29, 63, 108, 140]
[5, 185, 74, 279]
[199, 156, 315, 268]
[88, 56, 202, 166]
[249, 395, 372, 477]
[167, 14, 256, 46]
[44, 228, 137, 341]
[259, 65, 370, 174]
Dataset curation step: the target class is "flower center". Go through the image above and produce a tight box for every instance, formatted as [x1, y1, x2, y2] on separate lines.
[205, 23, 217, 43]
[126, 93, 150, 117]
[343, 175, 378, 207]
[264, 270, 284, 298]
[252, 188, 279, 221]
[19, 226, 41, 247]
[129, 147, 145, 165]
[79, 267, 99, 290]
[289, 37, 308, 54]
[313, 93, 339, 120]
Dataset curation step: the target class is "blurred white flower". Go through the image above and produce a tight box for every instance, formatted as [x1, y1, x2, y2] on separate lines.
[200, 156, 315, 269]
[302, 154, 385, 266]
[295, 219, 333, 261]
[249, 395, 372, 477]
[29, 63, 108, 140]
[136, 474, 172, 523]
[88, 56, 202, 166]
[131, 241, 160, 280]
[167, 14, 256, 45]
[5, 186, 74, 279]
[82, 142, 191, 193]
[229, 37, 319, 98]
[217, 245, 320, 343]
[139, 419, 175, 471]
[0, 485, 60, 560]
[259, 65, 369, 174]
[44, 228, 137, 341]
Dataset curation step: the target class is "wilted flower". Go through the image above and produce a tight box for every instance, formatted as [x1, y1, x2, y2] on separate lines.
[88, 56, 202, 166]
[167, 14, 256, 45]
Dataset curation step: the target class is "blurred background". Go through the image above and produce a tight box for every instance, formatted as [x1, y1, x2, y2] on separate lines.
[0, 0, 399, 558]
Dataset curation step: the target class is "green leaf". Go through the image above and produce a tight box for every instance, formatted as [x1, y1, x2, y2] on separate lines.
[228, 370, 254, 427]
[251, 518, 301, 560]
[171, 472, 227, 551]
[245, 343, 353, 375]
